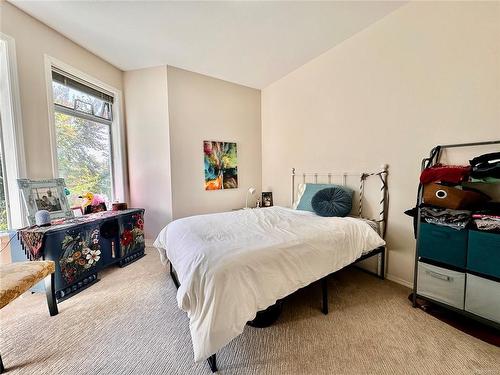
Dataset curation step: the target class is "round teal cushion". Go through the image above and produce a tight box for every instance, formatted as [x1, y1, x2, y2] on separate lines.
[311, 187, 352, 217]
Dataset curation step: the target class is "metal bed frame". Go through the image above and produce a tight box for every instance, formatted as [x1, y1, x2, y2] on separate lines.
[169, 165, 389, 373]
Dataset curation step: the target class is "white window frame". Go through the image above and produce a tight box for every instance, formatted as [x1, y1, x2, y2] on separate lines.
[43, 55, 128, 205]
[0, 33, 27, 229]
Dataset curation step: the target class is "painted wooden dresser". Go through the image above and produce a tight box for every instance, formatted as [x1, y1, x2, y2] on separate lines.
[17, 209, 145, 301]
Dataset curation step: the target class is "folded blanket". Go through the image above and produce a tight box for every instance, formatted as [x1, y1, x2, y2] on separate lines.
[474, 217, 500, 232]
[420, 207, 471, 230]
[420, 164, 470, 184]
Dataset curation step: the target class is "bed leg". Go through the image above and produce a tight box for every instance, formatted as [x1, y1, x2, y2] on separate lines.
[170, 262, 180, 289]
[321, 278, 328, 315]
[207, 354, 218, 373]
[378, 248, 386, 280]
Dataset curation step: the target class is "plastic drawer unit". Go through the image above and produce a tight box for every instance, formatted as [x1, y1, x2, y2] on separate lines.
[465, 274, 500, 324]
[417, 261, 465, 309]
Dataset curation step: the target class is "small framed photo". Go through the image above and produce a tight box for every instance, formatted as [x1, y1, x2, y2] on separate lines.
[17, 178, 74, 225]
[262, 192, 273, 207]
[72, 206, 84, 217]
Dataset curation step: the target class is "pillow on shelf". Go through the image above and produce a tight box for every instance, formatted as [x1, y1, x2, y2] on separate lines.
[311, 187, 353, 217]
[295, 183, 353, 212]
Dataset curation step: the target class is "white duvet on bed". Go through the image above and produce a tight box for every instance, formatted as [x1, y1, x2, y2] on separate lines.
[154, 206, 385, 362]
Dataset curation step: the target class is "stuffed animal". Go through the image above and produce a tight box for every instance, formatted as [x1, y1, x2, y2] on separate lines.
[80, 192, 107, 214]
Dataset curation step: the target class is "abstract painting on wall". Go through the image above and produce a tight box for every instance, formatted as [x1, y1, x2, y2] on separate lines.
[204, 141, 238, 190]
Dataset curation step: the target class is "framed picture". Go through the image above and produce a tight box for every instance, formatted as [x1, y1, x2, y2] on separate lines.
[71, 206, 84, 217]
[17, 178, 74, 225]
[262, 192, 273, 207]
[204, 141, 238, 190]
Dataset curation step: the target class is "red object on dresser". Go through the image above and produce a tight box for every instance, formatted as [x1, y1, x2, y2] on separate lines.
[420, 164, 471, 184]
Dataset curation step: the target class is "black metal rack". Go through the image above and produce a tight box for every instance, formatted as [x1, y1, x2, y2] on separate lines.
[411, 140, 500, 330]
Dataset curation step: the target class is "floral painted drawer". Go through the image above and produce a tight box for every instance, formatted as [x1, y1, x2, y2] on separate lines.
[44, 224, 103, 300]
[118, 211, 145, 266]
[59, 228, 101, 288]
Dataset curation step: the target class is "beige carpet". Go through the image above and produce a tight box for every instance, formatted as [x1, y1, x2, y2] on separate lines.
[1, 248, 498, 375]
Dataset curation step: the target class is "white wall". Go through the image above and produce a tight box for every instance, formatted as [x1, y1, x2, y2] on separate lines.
[124, 67, 172, 241]
[123, 66, 262, 239]
[167, 66, 262, 219]
[0, 2, 124, 179]
[261, 1, 500, 286]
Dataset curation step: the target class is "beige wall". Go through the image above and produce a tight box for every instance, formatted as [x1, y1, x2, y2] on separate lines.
[123, 66, 262, 240]
[262, 1, 500, 286]
[0, 1, 123, 179]
[124, 67, 173, 241]
[167, 66, 262, 219]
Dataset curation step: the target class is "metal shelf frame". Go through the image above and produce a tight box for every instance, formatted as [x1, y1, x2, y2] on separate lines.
[411, 140, 500, 329]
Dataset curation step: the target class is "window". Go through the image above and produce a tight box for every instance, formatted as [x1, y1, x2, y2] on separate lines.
[51, 69, 115, 207]
[0, 34, 25, 230]
[0, 122, 8, 230]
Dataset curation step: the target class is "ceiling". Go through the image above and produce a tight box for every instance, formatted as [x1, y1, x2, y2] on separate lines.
[11, 1, 405, 89]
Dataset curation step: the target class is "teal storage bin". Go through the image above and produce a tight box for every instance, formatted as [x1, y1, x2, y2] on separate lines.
[467, 230, 500, 279]
[418, 223, 468, 268]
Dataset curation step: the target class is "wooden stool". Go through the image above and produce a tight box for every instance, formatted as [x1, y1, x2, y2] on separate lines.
[0, 261, 58, 373]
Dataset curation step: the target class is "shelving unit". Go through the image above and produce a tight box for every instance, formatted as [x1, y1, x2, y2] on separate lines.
[412, 140, 500, 330]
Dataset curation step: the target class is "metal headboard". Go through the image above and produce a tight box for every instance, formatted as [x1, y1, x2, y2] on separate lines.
[291, 164, 389, 238]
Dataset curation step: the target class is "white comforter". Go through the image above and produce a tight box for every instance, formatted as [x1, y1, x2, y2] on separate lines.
[154, 206, 385, 362]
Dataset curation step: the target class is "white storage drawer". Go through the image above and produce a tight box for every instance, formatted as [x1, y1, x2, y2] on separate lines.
[465, 274, 500, 324]
[417, 262, 465, 309]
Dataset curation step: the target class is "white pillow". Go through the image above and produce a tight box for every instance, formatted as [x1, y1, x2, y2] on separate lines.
[292, 183, 306, 209]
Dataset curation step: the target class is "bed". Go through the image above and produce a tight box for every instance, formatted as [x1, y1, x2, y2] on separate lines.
[154, 165, 389, 372]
